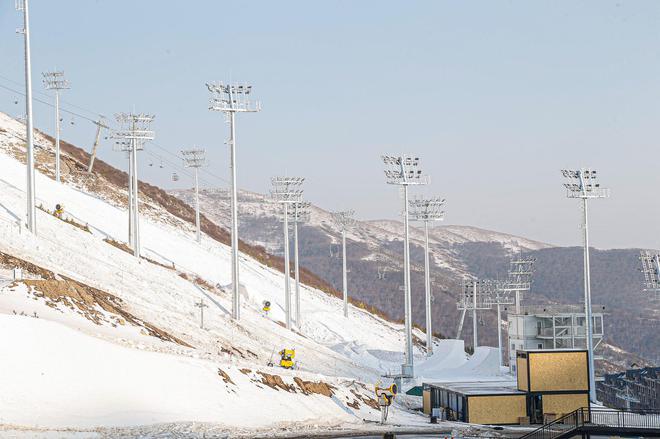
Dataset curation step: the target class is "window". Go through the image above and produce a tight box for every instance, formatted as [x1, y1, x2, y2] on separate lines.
[537, 343, 543, 349]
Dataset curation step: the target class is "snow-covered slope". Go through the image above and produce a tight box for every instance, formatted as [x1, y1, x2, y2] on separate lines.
[0, 112, 497, 435]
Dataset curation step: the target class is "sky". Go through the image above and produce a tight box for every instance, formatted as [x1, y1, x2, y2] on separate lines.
[1, 1, 659, 249]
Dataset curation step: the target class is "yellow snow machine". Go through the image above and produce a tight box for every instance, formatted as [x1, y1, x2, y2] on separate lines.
[278, 348, 295, 369]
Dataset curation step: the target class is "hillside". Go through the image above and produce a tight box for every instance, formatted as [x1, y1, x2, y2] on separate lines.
[0, 111, 477, 436]
[171, 188, 659, 369]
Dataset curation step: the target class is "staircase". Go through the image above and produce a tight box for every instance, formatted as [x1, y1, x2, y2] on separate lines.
[519, 408, 660, 439]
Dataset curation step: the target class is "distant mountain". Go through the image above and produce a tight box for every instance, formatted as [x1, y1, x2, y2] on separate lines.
[171, 188, 659, 369]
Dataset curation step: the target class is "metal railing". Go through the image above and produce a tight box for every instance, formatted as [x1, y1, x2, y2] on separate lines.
[520, 408, 660, 439]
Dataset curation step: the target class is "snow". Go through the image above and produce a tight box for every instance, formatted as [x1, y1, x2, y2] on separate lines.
[0, 112, 513, 435]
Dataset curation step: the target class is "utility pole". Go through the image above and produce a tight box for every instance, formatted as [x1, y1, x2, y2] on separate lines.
[181, 148, 207, 243]
[112, 113, 155, 258]
[207, 82, 261, 321]
[561, 168, 609, 403]
[332, 210, 356, 318]
[408, 196, 445, 357]
[382, 155, 429, 378]
[16, 0, 36, 233]
[42, 70, 70, 183]
[288, 201, 311, 327]
[271, 176, 304, 330]
[88, 116, 109, 173]
[195, 298, 208, 329]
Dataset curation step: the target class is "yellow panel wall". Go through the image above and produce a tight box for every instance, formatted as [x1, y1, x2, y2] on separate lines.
[529, 351, 588, 392]
[423, 389, 431, 415]
[517, 356, 529, 391]
[542, 393, 589, 417]
[468, 395, 527, 425]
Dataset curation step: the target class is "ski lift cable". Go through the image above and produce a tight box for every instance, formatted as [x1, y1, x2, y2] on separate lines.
[0, 73, 100, 119]
[1, 76, 230, 186]
[0, 82, 99, 123]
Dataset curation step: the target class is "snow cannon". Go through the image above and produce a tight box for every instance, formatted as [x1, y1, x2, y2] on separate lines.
[278, 348, 295, 369]
[262, 300, 271, 313]
[375, 382, 397, 424]
[375, 383, 397, 401]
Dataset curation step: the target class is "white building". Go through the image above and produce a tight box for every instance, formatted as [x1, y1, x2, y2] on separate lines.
[507, 304, 605, 373]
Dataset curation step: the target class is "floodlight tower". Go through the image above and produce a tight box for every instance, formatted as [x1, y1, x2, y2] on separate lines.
[16, 0, 36, 233]
[500, 255, 536, 314]
[382, 154, 429, 377]
[456, 279, 493, 349]
[332, 210, 356, 318]
[42, 70, 70, 183]
[181, 148, 207, 243]
[561, 168, 609, 403]
[639, 250, 660, 299]
[289, 201, 311, 326]
[408, 196, 445, 356]
[271, 176, 304, 330]
[488, 282, 515, 367]
[112, 113, 155, 258]
[207, 82, 261, 321]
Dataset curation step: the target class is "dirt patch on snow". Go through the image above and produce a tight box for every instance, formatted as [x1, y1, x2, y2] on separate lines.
[22, 277, 192, 348]
[293, 377, 335, 397]
[350, 388, 379, 409]
[103, 238, 132, 254]
[256, 372, 297, 393]
[0, 250, 191, 348]
[0, 251, 55, 280]
[217, 368, 235, 385]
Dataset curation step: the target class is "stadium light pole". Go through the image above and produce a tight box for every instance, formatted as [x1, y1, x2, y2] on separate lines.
[382, 154, 429, 377]
[332, 210, 356, 318]
[408, 196, 445, 357]
[561, 168, 609, 403]
[639, 250, 660, 299]
[182, 148, 207, 243]
[488, 281, 515, 367]
[500, 255, 536, 314]
[42, 70, 70, 183]
[271, 177, 304, 330]
[16, 0, 36, 233]
[289, 201, 311, 327]
[112, 113, 155, 258]
[207, 82, 261, 321]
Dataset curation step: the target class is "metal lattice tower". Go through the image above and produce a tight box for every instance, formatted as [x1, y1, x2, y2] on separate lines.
[16, 0, 36, 233]
[207, 81, 261, 321]
[456, 279, 495, 349]
[181, 148, 207, 243]
[112, 113, 155, 258]
[382, 154, 429, 378]
[499, 255, 536, 313]
[332, 210, 356, 319]
[408, 196, 445, 357]
[88, 116, 109, 173]
[639, 250, 660, 299]
[42, 70, 70, 183]
[561, 167, 610, 403]
[288, 201, 311, 327]
[271, 177, 304, 330]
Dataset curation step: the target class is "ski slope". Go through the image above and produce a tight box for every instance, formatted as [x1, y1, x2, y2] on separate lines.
[0, 112, 510, 434]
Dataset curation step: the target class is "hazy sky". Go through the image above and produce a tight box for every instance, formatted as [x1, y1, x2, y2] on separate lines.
[1, 1, 659, 249]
